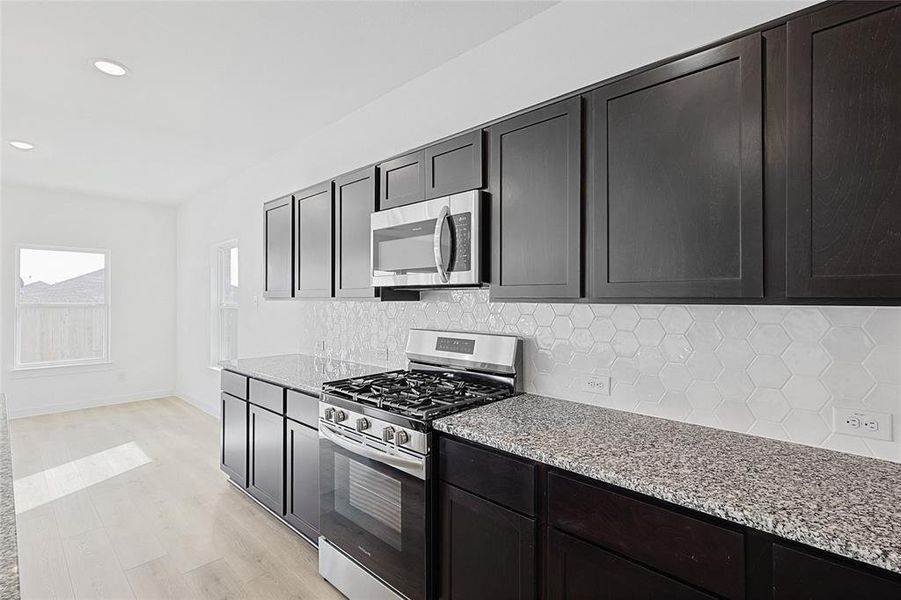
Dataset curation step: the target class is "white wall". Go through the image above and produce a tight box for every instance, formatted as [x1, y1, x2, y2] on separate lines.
[1, 184, 176, 417]
[176, 1, 816, 413]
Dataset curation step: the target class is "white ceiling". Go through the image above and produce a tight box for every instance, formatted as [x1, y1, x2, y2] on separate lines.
[1, 1, 554, 204]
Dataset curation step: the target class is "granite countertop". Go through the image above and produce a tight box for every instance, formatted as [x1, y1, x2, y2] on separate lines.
[220, 353, 386, 395]
[0, 394, 20, 600]
[434, 393, 901, 575]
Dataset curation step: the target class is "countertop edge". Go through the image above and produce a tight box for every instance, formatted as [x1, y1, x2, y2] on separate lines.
[433, 401, 901, 576]
[0, 393, 21, 600]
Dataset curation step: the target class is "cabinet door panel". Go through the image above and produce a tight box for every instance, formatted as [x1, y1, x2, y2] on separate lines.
[334, 167, 378, 298]
[263, 196, 294, 298]
[425, 130, 484, 200]
[285, 419, 319, 541]
[379, 151, 425, 210]
[787, 2, 901, 298]
[295, 182, 333, 298]
[489, 98, 581, 300]
[773, 544, 901, 599]
[440, 483, 536, 600]
[248, 405, 284, 514]
[547, 528, 714, 600]
[220, 392, 247, 487]
[588, 34, 763, 299]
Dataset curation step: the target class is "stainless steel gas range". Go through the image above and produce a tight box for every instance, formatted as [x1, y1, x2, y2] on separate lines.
[317, 329, 522, 600]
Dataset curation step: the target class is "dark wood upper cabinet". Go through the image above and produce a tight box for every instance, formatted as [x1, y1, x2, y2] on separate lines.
[586, 34, 763, 300]
[294, 182, 333, 299]
[489, 98, 582, 300]
[334, 167, 378, 298]
[379, 151, 425, 210]
[425, 130, 484, 200]
[786, 2, 901, 298]
[263, 196, 294, 299]
[439, 482, 536, 600]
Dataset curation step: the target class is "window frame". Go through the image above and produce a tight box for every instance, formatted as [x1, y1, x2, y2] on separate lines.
[211, 239, 239, 367]
[14, 244, 112, 370]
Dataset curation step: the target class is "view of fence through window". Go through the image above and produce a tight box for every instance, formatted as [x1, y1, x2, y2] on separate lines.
[16, 247, 110, 367]
[218, 243, 238, 362]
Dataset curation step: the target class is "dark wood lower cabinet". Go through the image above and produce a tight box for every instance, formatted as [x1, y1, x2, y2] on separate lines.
[284, 418, 319, 542]
[439, 482, 536, 600]
[773, 544, 901, 600]
[547, 528, 714, 600]
[220, 392, 247, 487]
[438, 434, 901, 600]
[248, 403, 285, 514]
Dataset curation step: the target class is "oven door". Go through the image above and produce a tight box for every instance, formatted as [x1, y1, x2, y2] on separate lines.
[371, 191, 481, 288]
[319, 424, 427, 600]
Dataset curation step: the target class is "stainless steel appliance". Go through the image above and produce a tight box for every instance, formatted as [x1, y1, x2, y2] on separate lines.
[370, 191, 483, 288]
[318, 329, 522, 600]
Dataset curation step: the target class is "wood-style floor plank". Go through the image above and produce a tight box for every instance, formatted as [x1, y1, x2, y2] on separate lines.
[10, 396, 344, 600]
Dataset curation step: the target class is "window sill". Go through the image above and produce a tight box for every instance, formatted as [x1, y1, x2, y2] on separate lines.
[8, 361, 115, 378]
[208, 365, 223, 372]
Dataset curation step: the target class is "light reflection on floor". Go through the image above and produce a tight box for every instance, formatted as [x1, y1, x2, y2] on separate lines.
[14, 441, 152, 514]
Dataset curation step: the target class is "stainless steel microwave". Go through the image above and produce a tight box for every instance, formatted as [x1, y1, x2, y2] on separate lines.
[370, 190, 482, 288]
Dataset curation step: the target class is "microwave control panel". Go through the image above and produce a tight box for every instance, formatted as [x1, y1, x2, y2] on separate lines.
[448, 212, 471, 272]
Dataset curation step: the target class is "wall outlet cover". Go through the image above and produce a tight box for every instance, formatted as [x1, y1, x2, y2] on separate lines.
[581, 375, 611, 395]
[832, 407, 893, 441]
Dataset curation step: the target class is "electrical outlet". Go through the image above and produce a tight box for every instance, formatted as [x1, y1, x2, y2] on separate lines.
[581, 375, 611, 395]
[832, 407, 893, 441]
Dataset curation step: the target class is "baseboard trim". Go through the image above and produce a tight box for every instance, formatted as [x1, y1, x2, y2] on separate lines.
[8, 389, 176, 419]
[176, 390, 219, 418]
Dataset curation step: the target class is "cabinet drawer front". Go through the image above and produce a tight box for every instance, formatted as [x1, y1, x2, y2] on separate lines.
[547, 528, 714, 600]
[249, 379, 285, 414]
[221, 370, 248, 400]
[548, 471, 744, 599]
[773, 544, 901, 599]
[439, 436, 536, 516]
[286, 389, 319, 428]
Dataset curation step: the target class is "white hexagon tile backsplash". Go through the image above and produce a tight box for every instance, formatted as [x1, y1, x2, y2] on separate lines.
[296, 289, 901, 462]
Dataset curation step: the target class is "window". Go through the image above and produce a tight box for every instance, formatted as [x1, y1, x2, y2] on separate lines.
[213, 241, 239, 364]
[15, 246, 111, 368]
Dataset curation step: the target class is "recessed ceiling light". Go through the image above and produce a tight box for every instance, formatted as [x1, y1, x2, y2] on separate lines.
[92, 59, 128, 77]
[9, 140, 35, 151]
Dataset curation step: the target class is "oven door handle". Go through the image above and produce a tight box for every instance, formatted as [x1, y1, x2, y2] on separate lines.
[320, 425, 427, 480]
[433, 205, 450, 283]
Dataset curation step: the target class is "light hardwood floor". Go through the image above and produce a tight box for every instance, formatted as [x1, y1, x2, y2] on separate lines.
[9, 397, 343, 600]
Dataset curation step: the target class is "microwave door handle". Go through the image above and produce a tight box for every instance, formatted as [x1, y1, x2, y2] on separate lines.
[319, 425, 427, 480]
[433, 205, 451, 283]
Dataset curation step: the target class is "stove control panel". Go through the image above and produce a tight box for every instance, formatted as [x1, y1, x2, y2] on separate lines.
[318, 400, 429, 456]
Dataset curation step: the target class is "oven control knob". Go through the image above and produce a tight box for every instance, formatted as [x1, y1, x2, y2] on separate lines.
[395, 430, 410, 446]
[355, 418, 370, 433]
[335, 410, 347, 423]
[382, 426, 395, 442]
[323, 408, 335, 421]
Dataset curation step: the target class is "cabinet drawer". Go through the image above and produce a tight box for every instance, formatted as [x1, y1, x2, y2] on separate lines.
[439, 436, 536, 516]
[547, 528, 714, 600]
[286, 389, 319, 428]
[548, 471, 744, 599]
[773, 544, 901, 599]
[221, 370, 248, 400]
[249, 379, 285, 414]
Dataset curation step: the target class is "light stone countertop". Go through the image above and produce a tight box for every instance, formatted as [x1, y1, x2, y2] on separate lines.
[220, 353, 385, 396]
[0, 394, 20, 600]
[434, 393, 901, 575]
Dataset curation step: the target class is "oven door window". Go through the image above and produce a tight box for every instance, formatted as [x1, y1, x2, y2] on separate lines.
[320, 436, 426, 600]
